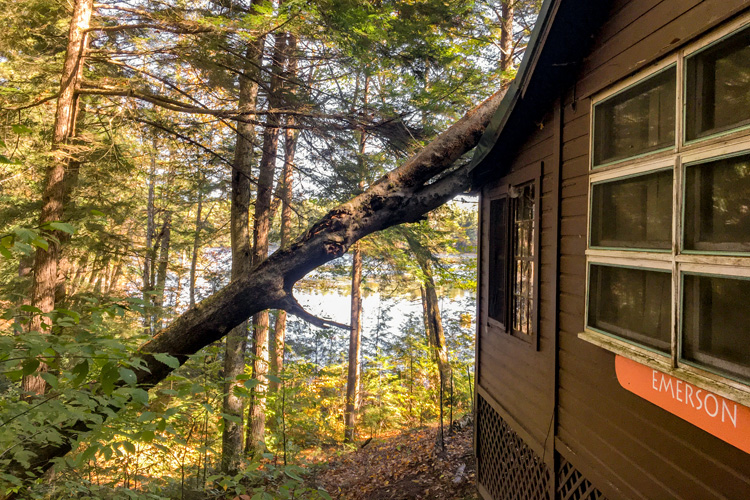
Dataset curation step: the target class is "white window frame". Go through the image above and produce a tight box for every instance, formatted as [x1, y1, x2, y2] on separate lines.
[580, 15, 750, 407]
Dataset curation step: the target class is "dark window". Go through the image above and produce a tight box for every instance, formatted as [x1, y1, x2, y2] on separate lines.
[684, 153, 750, 253]
[588, 264, 671, 353]
[510, 183, 535, 337]
[590, 169, 673, 250]
[682, 274, 750, 380]
[593, 66, 676, 166]
[487, 179, 537, 342]
[488, 197, 508, 325]
[686, 26, 750, 141]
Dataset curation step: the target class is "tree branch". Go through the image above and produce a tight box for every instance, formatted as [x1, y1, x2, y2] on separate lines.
[7, 85, 508, 486]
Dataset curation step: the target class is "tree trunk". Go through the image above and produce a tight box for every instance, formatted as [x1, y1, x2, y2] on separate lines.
[9, 86, 506, 482]
[500, 0, 515, 72]
[23, 0, 94, 396]
[220, 36, 263, 473]
[189, 179, 203, 309]
[143, 137, 157, 334]
[152, 212, 172, 331]
[407, 235, 450, 387]
[269, 33, 298, 394]
[247, 25, 287, 457]
[344, 242, 363, 443]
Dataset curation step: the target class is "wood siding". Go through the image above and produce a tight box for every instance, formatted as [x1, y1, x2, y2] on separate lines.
[476, 1, 750, 499]
[478, 108, 557, 461]
[556, 1, 750, 498]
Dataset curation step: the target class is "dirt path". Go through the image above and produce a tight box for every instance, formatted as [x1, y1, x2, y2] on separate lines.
[311, 422, 477, 500]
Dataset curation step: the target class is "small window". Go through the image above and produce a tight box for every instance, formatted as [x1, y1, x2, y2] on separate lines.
[486, 174, 538, 345]
[590, 169, 673, 250]
[488, 197, 508, 325]
[682, 273, 750, 380]
[685, 25, 750, 141]
[510, 183, 535, 337]
[587, 264, 671, 353]
[592, 66, 676, 166]
[683, 153, 750, 253]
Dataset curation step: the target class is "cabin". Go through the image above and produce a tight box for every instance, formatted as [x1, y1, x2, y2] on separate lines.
[470, 0, 750, 498]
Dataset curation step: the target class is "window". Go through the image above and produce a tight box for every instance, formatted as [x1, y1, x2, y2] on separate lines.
[487, 168, 539, 345]
[583, 20, 750, 402]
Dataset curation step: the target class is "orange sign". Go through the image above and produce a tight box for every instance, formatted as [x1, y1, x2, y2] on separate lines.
[615, 355, 750, 454]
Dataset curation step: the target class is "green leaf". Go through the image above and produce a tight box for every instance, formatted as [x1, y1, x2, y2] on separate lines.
[153, 352, 180, 369]
[0, 245, 12, 259]
[71, 359, 89, 386]
[122, 441, 136, 454]
[90, 209, 106, 216]
[118, 367, 137, 385]
[79, 444, 98, 464]
[101, 362, 118, 395]
[45, 222, 75, 234]
[139, 430, 155, 443]
[31, 237, 47, 250]
[21, 358, 39, 376]
[244, 378, 260, 389]
[19, 305, 42, 314]
[40, 372, 58, 389]
[267, 374, 282, 384]
[318, 489, 333, 500]
[130, 388, 149, 405]
[55, 308, 80, 324]
[11, 124, 33, 135]
[138, 411, 155, 422]
[285, 469, 303, 482]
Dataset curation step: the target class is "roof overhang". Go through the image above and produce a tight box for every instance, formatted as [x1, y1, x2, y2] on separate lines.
[469, 0, 613, 187]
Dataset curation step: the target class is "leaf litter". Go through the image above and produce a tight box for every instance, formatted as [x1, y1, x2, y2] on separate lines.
[308, 419, 477, 500]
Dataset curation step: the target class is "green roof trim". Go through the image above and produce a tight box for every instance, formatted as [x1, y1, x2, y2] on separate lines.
[468, 0, 559, 171]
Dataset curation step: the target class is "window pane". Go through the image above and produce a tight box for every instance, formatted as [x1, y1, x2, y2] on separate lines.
[684, 153, 750, 252]
[588, 265, 671, 352]
[682, 274, 750, 380]
[511, 183, 535, 337]
[686, 26, 750, 140]
[593, 67, 676, 166]
[488, 197, 507, 324]
[590, 170, 672, 249]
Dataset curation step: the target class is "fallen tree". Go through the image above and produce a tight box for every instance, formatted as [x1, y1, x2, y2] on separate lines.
[10, 85, 506, 484]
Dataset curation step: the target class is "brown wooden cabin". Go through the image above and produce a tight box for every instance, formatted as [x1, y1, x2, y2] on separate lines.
[469, 0, 750, 498]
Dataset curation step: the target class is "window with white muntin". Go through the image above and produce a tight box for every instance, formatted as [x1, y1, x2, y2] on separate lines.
[581, 18, 750, 405]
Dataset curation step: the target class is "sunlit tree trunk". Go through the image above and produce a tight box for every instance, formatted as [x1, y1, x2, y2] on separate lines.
[189, 177, 203, 309]
[221, 36, 263, 473]
[344, 241, 363, 443]
[500, 0, 515, 71]
[269, 33, 298, 394]
[247, 23, 287, 457]
[152, 211, 171, 330]
[23, 0, 93, 396]
[143, 137, 157, 334]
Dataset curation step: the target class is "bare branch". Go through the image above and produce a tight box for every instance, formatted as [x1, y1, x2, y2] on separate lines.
[282, 295, 351, 330]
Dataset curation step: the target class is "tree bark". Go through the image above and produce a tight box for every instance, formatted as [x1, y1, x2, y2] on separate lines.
[220, 35, 263, 473]
[23, 0, 93, 396]
[152, 212, 172, 330]
[407, 235, 450, 387]
[10, 86, 506, 482]
[500, 0, 515, 72]
[188, 178, 203, 309]
[344, 242, 363, 443]
[247, 25, 287, 457]
[269, 32, 298, 394]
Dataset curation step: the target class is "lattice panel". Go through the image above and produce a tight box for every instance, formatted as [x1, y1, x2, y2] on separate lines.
[476, 395, 551, 500]
[556, 456, 607, 500]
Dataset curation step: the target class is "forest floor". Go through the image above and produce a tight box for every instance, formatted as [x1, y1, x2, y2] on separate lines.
[308, 418, 477, 500]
